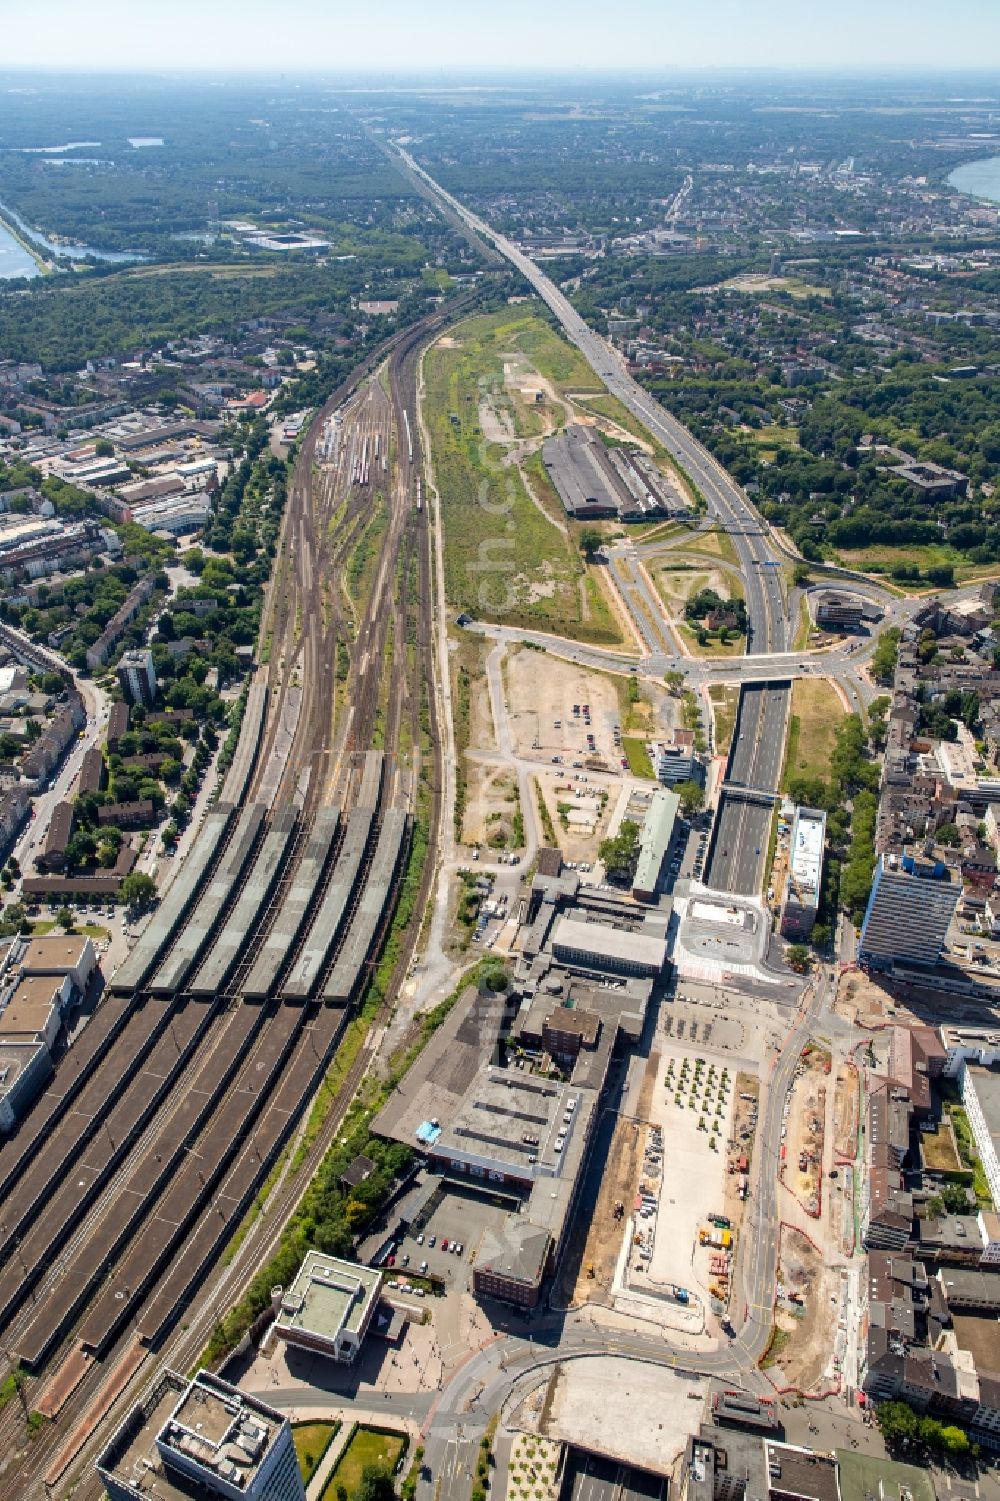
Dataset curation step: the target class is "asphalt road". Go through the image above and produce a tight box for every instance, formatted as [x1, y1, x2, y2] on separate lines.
[567, 1451, 665, 1501]
[705, 793, 774, 897]
[394, 146, 786, 656]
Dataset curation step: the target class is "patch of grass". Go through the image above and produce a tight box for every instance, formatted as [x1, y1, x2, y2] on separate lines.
[622, 736, 655, 779]
[322, 1427, 408, 1501]
[514, 318, 603, 394]
[707, 684, 739, 756]
[291, 1017, 368, 1171]
[0, 1367, 25, 1416]
[688, 527, 741, 568]
[346, 495, 388, 605]
[423, 311, 622, 643]
[920, 1124, 962, 1173]
[781, 678, 846, 791]
[949, 1105, 993, 1206]
[792, 593, 813, 651]
[831, 542, 967, 582]
[534, 780, 558, 845]
[761, 1325, 792, 1368]
[294, 1421, 341, 1484]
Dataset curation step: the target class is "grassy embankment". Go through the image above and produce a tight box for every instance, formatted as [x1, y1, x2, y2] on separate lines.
[423, 309, 623, 644]
[707, 685, 740, 756]
[781, 678, 847, 791]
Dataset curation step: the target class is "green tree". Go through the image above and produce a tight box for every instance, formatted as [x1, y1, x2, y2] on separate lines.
[356, 1464, 397, 1501]
[792, 561, 811, 586]
[0, 903, 27, 937]
[875, 1400, 920, 1448]
[872, 627, 901, 685]
[599, 819, 641, 877]
[56, 906, 75, 932]
[579, 525, 603, 558]
[675, 779, 705, 817]
[786, 944, 812, 973]
[120, 872, 157, 910]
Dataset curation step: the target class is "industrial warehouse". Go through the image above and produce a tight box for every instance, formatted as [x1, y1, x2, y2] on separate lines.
[542, 422, 689, 523]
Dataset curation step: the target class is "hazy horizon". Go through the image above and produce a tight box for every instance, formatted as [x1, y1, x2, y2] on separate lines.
[1, 0, 998, 75]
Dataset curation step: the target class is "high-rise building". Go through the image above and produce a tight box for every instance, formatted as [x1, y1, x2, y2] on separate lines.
[116, 647, 157, 708]
[858, 856, 958, 972]
[780, 806, 826, 940]
[97, 1368, 306, 1501]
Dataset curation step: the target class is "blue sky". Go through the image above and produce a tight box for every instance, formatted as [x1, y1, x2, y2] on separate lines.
[3, 0, 998, 72]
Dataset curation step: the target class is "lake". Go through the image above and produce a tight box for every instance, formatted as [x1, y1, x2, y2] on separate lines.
[948, 155, 1000, 204]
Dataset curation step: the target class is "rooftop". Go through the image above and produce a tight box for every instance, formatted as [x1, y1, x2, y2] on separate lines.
[789, 807, 825, 898]
[634, 788, 680, 895]
[834, 1449, 935, 1501]
[436, 1064, 589, 1178]
[476, 1216, 552, 1287]
[551, 914, 667, 972]
[764, 1442, 841, 1501]
[98, 1369, 287, 1501]
[20, 935, 91, 972]
[276, 1251, 381, 1344]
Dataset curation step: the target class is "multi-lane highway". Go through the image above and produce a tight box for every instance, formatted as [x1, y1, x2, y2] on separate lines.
[391, 144, 787, 657]
[705, 682, 790, 896]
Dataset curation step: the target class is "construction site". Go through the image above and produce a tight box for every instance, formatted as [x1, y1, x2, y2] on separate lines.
[0, 301, 456, 1501]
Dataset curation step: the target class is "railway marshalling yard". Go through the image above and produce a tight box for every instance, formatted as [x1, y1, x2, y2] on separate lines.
[0, 303, 452, 1501]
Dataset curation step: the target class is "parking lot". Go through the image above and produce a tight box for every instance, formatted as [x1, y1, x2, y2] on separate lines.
[639, 1047, 737, 1320]
[391, 1180, 514, 1294]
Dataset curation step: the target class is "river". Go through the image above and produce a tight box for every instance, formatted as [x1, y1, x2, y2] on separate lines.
[0, 218, 39, 280]
[948, 155, 1000, 204]
[0, 197, 144, 276]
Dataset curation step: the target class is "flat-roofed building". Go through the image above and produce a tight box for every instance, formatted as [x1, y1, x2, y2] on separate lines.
[272, 1251, 381, 1364]
[0, 1038, 52, 1133]
[765, 1443, 841, 1501]
[652, 729, 702, 787]
[117, 647, 157, 708]
[632, 788, 680, 902]
[858, 857, 957, 972]
[959, 1064, 1000, 1211]
[541, 1005, 600, 1066]
[940, 1026, 1000, 1077]
[780, 806, 826, 940]
[711, 1389, 780, 1432]
[552, 915, 667, 978]
[19, 934, 96, 993]
[98, 1368, 305, 1501]
[814, 592, 865, 632]
[0, 974, 71, 1051]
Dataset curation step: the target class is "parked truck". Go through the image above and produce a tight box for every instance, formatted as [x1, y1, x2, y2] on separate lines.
[699, 1227, 733, 1249]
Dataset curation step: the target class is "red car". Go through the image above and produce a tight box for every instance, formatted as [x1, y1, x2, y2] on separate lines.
[441, 1238, 449, 1252]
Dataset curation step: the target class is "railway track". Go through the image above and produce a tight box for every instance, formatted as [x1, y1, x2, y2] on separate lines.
[0, 304, 453, 1500]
